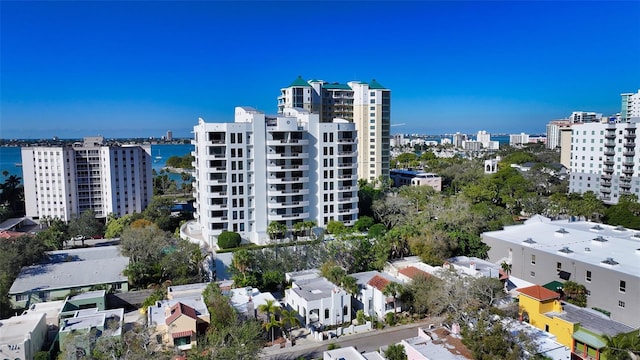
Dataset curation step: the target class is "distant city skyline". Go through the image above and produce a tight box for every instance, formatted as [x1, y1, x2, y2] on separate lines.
[1, 1, 639, 139]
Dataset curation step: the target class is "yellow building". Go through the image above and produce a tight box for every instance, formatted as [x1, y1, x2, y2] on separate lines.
[518, 285, 635, 360]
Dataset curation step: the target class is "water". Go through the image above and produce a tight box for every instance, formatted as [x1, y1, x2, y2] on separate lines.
[0, 144, 195, 184]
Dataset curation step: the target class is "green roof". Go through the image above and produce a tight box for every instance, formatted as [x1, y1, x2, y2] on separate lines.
[322, 83, 352, 90]
[542, 281, 564, 292]
[289, 76, 311, 87]
[573, 329, 606, 349]
[368, 79, 387, 89]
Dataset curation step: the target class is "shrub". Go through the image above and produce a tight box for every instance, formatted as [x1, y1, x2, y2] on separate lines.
[385, 312, 396, 326]
[327, 343, 341, 350]
[218, 231, 241, 249]
[356, 309, 366, 324]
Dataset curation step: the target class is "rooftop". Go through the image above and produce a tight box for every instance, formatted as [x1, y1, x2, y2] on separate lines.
[9, 246, 129, 294]
[398, 266, 431, 280]
[288, 76, 311, 87]
[551, 302, 634, 336]
[0, 312, 45, 344]
[60, 308, 124, 337]
[229, 287, 279, 315]
[291, 276, 343, 301]
[482, 215, 640, 278]
[518, 285, 560, 302]
[368, 79, 387, 90]
[351, 271, 401, 291]
[401, 327, 472, 360]
[148, 297, 209, 327]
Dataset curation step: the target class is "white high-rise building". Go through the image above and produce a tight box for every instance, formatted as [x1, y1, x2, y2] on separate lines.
[568, 121, 639, 204]
[621, 89, 640, 122]
[192, 107, 359, 247]
[452, 132, 467, 148]
[568, 111, 602, 124]
[545, 119, 571, 149]
[509, 133, 529, 147]
[21, 137, 153, 222]
[476, 130, 499, 150]
[278, 77, 390, 183]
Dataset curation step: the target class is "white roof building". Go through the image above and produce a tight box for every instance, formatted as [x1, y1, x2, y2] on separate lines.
[228, 286, 279, 319]
[0, 313, 47, 360]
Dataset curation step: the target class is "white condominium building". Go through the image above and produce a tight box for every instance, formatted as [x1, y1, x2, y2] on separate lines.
[621, 89, 640, 122]
[568, 121, 639, 204]
[192, 107, 359, 247]
[569, 111, 602, 124]
[278, 77, 390, 183]
[21, 137, 153, 222]
[509, 132, 530, 146]
[545, 119, 571, 150]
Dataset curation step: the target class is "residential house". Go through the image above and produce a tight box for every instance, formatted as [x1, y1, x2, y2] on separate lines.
[399, 327, 472, 360]
[350, 271, 402, 320]
[285, 270, 351, 328]
[147, 297, 210, 350]
[0, 313, 47, 360]
[323, 346, 385, 360]
[58, 308, 124, 356]
[229, 286, 280, 319]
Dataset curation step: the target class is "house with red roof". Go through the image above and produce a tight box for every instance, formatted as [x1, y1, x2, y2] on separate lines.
[351, 271, 403, 320]
[147, 297, 210, 350]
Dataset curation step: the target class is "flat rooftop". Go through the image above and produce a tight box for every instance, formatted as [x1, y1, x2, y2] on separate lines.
[551, 302, 634, 337]
[0, 313, 45, 344]
[482, 215, 640, 277]
[148, 297, 209, 327]
[68, 290, 106, 301]
[9, 246, 129, 294]
[401, 328, 471, 360]
[292, 277, 340, 302]
[60, 308, 124, 336]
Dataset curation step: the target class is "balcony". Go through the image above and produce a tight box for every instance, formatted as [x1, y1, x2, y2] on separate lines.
[338, 138, 356, 144]
[604, 149, 615, 156]
[268, 200, 310, 209]
[603, 166, 614, 173]
[338, 208, 358, 215]
[207, 179, 226, 186]
[207, 203, 227, 210]
[210, 140, 226, 145]
[600, 187, 611, 194]
[268, 188, 310, 196]
[604, 141, 616, 147]
[209, 166, 227, 172]
[622, 167, 634, 175]
[600, 180, 611, 187]
[601, 195, 611, 201]
[623, 151, 636, 156]
[267, 164, 309, 171]
[337, 162, 357, 169]
[620, 181, 631, 189]
[624, 133, 636, 139]
[268, 212, 309, 221]
[337, 196, 356, 203]
[605, 133, 616, 139]
[267, 176, 309, 184]
[624, 142, 636, 148]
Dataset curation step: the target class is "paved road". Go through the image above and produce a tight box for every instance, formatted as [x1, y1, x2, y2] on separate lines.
[261, 318, 442, 360]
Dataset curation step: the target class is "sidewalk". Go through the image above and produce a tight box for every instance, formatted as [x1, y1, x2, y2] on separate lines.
[260, 317, 442, 359]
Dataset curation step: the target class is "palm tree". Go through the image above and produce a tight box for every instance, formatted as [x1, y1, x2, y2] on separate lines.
[231, 249, 254, 280]
[341, 275, 360, 297]
[500, 261, 512, 277]
[603, 332, 640, 360]
[263, 314, 281, 344]
[267, 221, 287, 242]
[258, 299, 279, 322]
[383, 282, 404, 314]
[384, 343, 407, 360]
[279, 309, 301, 339]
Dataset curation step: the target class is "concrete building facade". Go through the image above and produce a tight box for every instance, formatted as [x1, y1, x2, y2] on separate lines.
[278, 77, 390, 182]
[620, 89, 640, 121]
[482, 216, 640, 328]
[192, 107, 358, 246]
[21, 137, 152, 221]
[568, 121, 639, 204]
[389, 170, 442, 191]
[546, 119, 571, 150]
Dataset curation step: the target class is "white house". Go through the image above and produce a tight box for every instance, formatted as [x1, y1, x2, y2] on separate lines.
[0, 313, 47, 360]
[350, 271, 403, 320]
[229, 286, 280, 319]
[284, 270, 351, 328]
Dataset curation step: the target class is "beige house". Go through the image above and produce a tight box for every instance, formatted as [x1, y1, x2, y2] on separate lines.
[148, 298, 210, 350]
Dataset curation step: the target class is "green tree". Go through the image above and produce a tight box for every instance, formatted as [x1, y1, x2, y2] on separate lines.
[230, 249, 255, 283]
[326, 220, 347, 235]
[341, 275, 360, 296]
[218, 231, 241, 249]
[354, 216, 374, 232]
[561, 281, 587, 307]
[267, 221, 287, 241]
[142, 196, 177, 231]
[602, 332, 640, 360]
[279, 309, 301, 338]
[68, 209, 104, 245]
[384, 343, 407, 360]
[258, 300, 281, 343]
[383, 282, 404, 314]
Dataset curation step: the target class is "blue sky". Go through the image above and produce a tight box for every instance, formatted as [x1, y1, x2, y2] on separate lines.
[1, 1, 639, 139]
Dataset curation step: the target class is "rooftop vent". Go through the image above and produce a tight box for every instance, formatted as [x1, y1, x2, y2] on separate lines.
[556, 228, 569, 234]
[591, 225, 603, 231]
[601, 257, 619, 266]
[592, 236, 608, 243]
[614, 225, 627, 232]
[523, 238, 536, 245]
[585, 247, 591, 252]
[558, 247, 574, 254]
[633, 233, 640, 239]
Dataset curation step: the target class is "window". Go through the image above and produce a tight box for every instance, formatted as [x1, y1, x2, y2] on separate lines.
[620, 280, 626, 293]
[530, 271, 535, 277]
[556, 262, 562, 270]
[16, 294, 27, 301]
[618, 300, 626, 308]
[343, 305, 348, 316]
[325, 309, 330, 319]
[586, 270, 592, 282]
[531, 254, 536, 265]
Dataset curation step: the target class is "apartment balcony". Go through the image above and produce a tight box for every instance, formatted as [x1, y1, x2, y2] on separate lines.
[337, 151, 357, 157]
[268, 212, 309, 221]
[604, 149, 615, 156]
[605, 133, 616, 139]
[267, 176, 309, 184]
[210, 140, 226, 145]
[267, 188, 310, 196]
[338, 207, 358, 215]
[600, 187, 611, 194]
[625, 133, 636, 139]
[206, 179, 226, 186]
[207, 203, 228, 210]
[337, 196, 356, 203]
[622, 168, 634, 175]
[210, 215, 228, 222]
[209, 166, 227, 173]
[604, 141, 616, 147]
[623, 151, 636, 156]
[267, 164, 309, 171]
[624, 142, 636, 148]
[620, 181, 631, 189]
[337, 162, 357, 169]
[268, 200, 310, 209]
[266, 139, 309, 146]
[338, 138, 356, 144]
[211, 191, 227, 196]
[620, 176, 632, 183]
[600, 180, 611, 187]
[603, 159, 615, 166]
[337, 185, 356, 192]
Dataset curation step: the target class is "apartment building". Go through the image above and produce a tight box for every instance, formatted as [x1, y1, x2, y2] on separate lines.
[192, 107, 358, 246]
[482, 215, 640, 328]
[568, 120, 639, 204]
[21, 136, 152, 221]
[621, 89, 640, 121]
[569, 111, 602, 124]
[389, 170, 442, 191]
[278, 77, 390, 182]
[476, 130, 499, 150]
[545, 120, 571, 150]
[509, 132, 530, 146]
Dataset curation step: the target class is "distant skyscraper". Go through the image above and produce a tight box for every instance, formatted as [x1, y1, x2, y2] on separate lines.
[166, 131, 173, 141]
[568, 121, 638, 204]
[278, 77, 390, 183]
[621, 89, 640, 121]
[452, 132, 467, 148]
[509, 133, 529, 147]
[476, 130, 499, 150]
[192, 107, 359, 246]
[545, 120, 571, 149]
[21, 137, 153, 221]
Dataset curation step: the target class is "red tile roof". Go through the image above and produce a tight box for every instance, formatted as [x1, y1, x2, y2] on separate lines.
[517, 285, 560, 301]
[166, 302, 198, 325]
[367, 274, 391, 291]
[171, 330, 195, 339]
[0, 230, 31, 239]
[398, 266, 431, 280]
